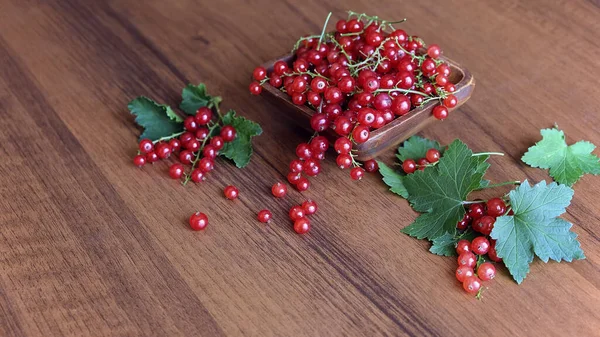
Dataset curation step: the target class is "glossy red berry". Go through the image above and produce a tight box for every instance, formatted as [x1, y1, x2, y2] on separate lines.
[443, 94, 458, 109]
[139, 139, 154, 153]
[457, 213, 471, 230]
[185, 139, 200, 152]
[458, 252, 477, 268]
[179, 150, 194, 165]
[402, 159, 417, 174]
[310, 136, 329, 153]
[467, 203, 486, 220]
[293, 217, 311, 234]
[303, 159, 321, 176]
[257, 209, 272, 223]
[488, 241, 502, 262]
[273, 60, 289, 75]
[310, 113, 329, 132]
[198, 157, 214, 173]
[363, 159, 379, 173]
[463, 276, 482, 294]
[190, 169, 205, 183]
[195, 107, 213, 125]
[224, 185, 239, 200]
[477, 262, 496, 281]
[220, 125, 237, 142]
[471, 237, 490, 255]
[302, 200, 317, 215]
[296, 143, 313, 160]
[296, 177, 310, 192]
[287, 172, 301, 184]
[456, 239, 471, 255]
[334, 137, 352, 154]
[425, 148, 441, 163]
[433, 105, 449, 120]
[169, 139, 181, 152]
[352, 125, 370, 144]
[133, 154, 146, 167]
[473, 216, 495, 236]
[249, 82, 262, 95]
[146, 151, 159, 163]
[168, 164, 184, 179]
[195, 127, 209, 141]
[272, 182, 287, 198]
[253, 66, 267, 81]
[203, 145, 217, 159]
[427, 44, 441, 58]
[290, 159, 304, 173]
[456, 266, 474, 283]
[350, 167, 365, 180]
[189, 212, 208, 231]
[184, 116, 198, 132]
[336, 154, 352, 169]
[289, 206, 305, 221]
[156, 143, 172, 159]
[486, 198, 507, 217]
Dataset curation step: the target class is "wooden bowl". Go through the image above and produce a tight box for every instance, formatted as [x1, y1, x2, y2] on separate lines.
[259, 54, 475, 161]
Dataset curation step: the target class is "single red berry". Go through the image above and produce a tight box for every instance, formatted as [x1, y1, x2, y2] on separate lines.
[220, 125, 237, 142]
[270, 76, 283, 88]
[249, 82, 262, 95]
[462, 276, 482, 294]
[185, 139, 200, 152]
[210, 136, 224, 151]
[253, 66, 267, 81]
[433, 105, 449, 120]
[287, 172, 301, 184]
[291, 77, 307, 93]
[421, 58, 437, 76]
[189, 212, 208, 231]
[302, 200, 317, 215]
[195, 107, 213, 125]
[133, 155, 146, 167]
[363, 77, 380, 92]
[445, 83, 456, 93]
[156, 143, 172, 159]
[427, 44, 442, 58]
[289, 206, 305, 221]
[473, 216, 495, 236]
[471, 237, 490, 255]
[293, 217, 311, 234]
[146, 151, 159, 163]
[184, 116, 198, 132]
[296, 177, 310, 192]
[335, 19, 347, 33]
[310, 136, 329, 153]
[198, 157, 214, 173]
[435, 75, 449, 87]
[257, 209, 272, 223]
[456, 266, 474, 283]
[352, 125, 370, 144]
[169, 139, 181, 152]
[180, 132, 195, 145]
[458, 252, 477, 268]
[334, 137, 352, 154]
[477, 262, 496, 281]
[310, 113, 329, 132]
[457, 213, 471, 230]
[416, 158, 430, 170]
[296, 143, 313, 160]
[324, 86, 343, 104]
[190, 169, 205, 183]
[456, 239, 471, 255]
[336, 154, 353, 169]
[224, 185, 239, 200]
[272, 182, 287, 198]
[307, 91, 322, 107]
[203, 145, 217, 159]
[290, 159, 304, 173]
[333, 116, 353, 136]
[467, 203, 486, 220]
[303, 159, 321, 177]
[488, 241, 502, 262]
[350, 167, 365, 180]
[139, 139, 154, 153]
[357, 108, 376, 126]
[169, 164, 184, 179]
[273, 60, 289, 75]
[486, 198, 507, 217]
[402, 159, 417, 174]
[392, 95, 411, 116]
[437, 64, 451, 77]
[179, 150, 193, 164]
[195, 127, 210, 141]
[310, 77, 327, 93]
[363, 159, 379, 173]
[443, 94, 458, 109]
[425, 149, 441, 163]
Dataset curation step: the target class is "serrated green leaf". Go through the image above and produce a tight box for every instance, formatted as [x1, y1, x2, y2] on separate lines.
[490, 180, 585, 284]
[165, 105, 184, 122]
[396, 135, 445, 162]
[219, 110, 262, 168]
[128, 96, 183, 141]
[401, 140, 488, 240]
[522, 127, 600, 186]
[429, 229, 478, 256]
[180, 84, 222, 115]
[377, 161, 408, 198]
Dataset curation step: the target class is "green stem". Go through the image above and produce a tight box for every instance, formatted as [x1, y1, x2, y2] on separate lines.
[152, 131, 185, 144]
[317, 12, 333, 50]
[462, 200, 487, 205]
[475, 181, 521, 191]
[182, 123, 219, 185]
[472, 152, 504, 157]
[374, 88, 430, 97]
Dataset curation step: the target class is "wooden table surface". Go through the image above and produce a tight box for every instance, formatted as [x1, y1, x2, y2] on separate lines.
[1, 0, 599, 336]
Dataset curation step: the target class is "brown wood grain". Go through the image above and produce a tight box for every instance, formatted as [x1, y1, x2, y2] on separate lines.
[0, 0, 599, 336]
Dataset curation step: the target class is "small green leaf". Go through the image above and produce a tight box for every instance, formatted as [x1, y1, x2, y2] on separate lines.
[490, 180, 585, 284]
[522, 127, 600, 186]
[180, 84, 222, 115]
[219, 110, 262, 168]
[396, 135, 445, 162]
[128, 96, 183, 141]
[429, 229, 477, 256]
[377, 161, 408, 198]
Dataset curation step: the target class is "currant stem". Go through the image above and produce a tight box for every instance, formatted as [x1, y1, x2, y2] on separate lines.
[374, 88, 430, 97]
[317, 12, 333, 50]
[462, 200, 487, 205]
[152, 131, 185, 144]
[472, 152, 504, 157]
[475, 181, 521, 191]
[182, 123, 219, 185]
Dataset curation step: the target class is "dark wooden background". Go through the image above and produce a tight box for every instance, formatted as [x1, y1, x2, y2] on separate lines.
[0, 0, 599, 336]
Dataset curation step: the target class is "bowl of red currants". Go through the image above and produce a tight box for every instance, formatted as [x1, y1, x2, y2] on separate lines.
[250, 11, 475, 161]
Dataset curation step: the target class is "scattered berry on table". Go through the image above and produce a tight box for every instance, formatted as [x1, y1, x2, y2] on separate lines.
[189, 212, 208, 231]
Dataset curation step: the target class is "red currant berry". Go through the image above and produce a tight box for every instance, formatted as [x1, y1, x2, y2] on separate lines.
[443, 94, 458, 109]
[249, 82, 262, 95]
[190, 169, 205, 183]
[486, 198, 507, 217]
[146, 151, 159, 163]
[303, 159, 321, 177]
[302, 200, 318, 215]
[257, 209, 272, 223]
[477, 262, 496, 281]
[335, 19, 347, 33]
[421, 58, 437, 76]
[346, 19, 364, 33]
[337, 76, 356, 93]
[488, 241, 502, 262]
[287, 172, 301, 184]
[270, 76, 283, 88]
[189, 212, 208, 231]
[289, 206, 305, 221]
[457, 252, 477, 268]
[271, 182, 287, 198]
[186, 139, 200, 152]
[310, 77, 327, 93]
[435, 75, 449, 87]
[133, 155, 146, 167]
[195, 107, 213, 125]
[363, 159, 379, 173]
[425, 148, 441, 163]
[307, 91, 322, 107]
[290, 159, 304, 173]
[390, 29, 408, 42]
[416, 158, 430, 170]
[336, 154, 352, 169]
[402, 159, 417, 174]
[224, 185, 239, 200]
[139, 139, 154, 153]
[427, 44, 441, 58]
[291, 77, 307, 93]
[293, 217, 311, 234]
[324, 87, 343, 104]
[184, 116, 198, 132]
[363, 77, 380, 92]
[473, 216, 495, 236]
[334, 137, 352, 154]
[467, 203, 486, 220]
[352, 125, 370, 144]
[295, 177, 310, 192]
[169, 139, 181, 152]
[471, 237, 490, 255]
[179, 150, 193, 164]
[296, 143, 313, 160]
[253, 66, 267, 81]
[273, 60, 289, 75]
[169, 163, 184, 179]
[198, 157, 214, 173]
[350, 167, 365, 180]
[195, 127, 209, 141]
[203, 145, 217, 159]
[456, 266, 474, 283]
[444, 83, 456, 93]
[373, 93, 392, 110]
[293, 59, 309, 72]
[392, 95, 411, 116]
[310, 113, 329, 132]
[456, 239, 471, 255]
[457, 213, 471, 230]
[433, 105, 449, 120]
[210, 136, 224, 150]
[156, 143, 172, 159]
[310, 136, 329, 153]
[462, 276, 482, 294]
[396, 71, 415, 89]
[220, 125, 237, 142]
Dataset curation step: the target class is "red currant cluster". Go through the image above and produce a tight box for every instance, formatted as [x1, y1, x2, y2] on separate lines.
[455, 198, 508, 295]
[133, 107, 237, 184]
[401, 148, 441, 173]
[289, 200, 318, 234]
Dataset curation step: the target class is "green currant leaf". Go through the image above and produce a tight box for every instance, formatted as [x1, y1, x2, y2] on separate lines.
[401, 140, 490, 240]
[429, 229, 478, 257]
[396, 135, 445, 162]
[180, 83, 222, 115]
[128, 96, 183, 141]
[377, 161, 408, 198]
[522, 127, 600, 186]
[490, 180, 585, 284]
[219, 110, 262, 168]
